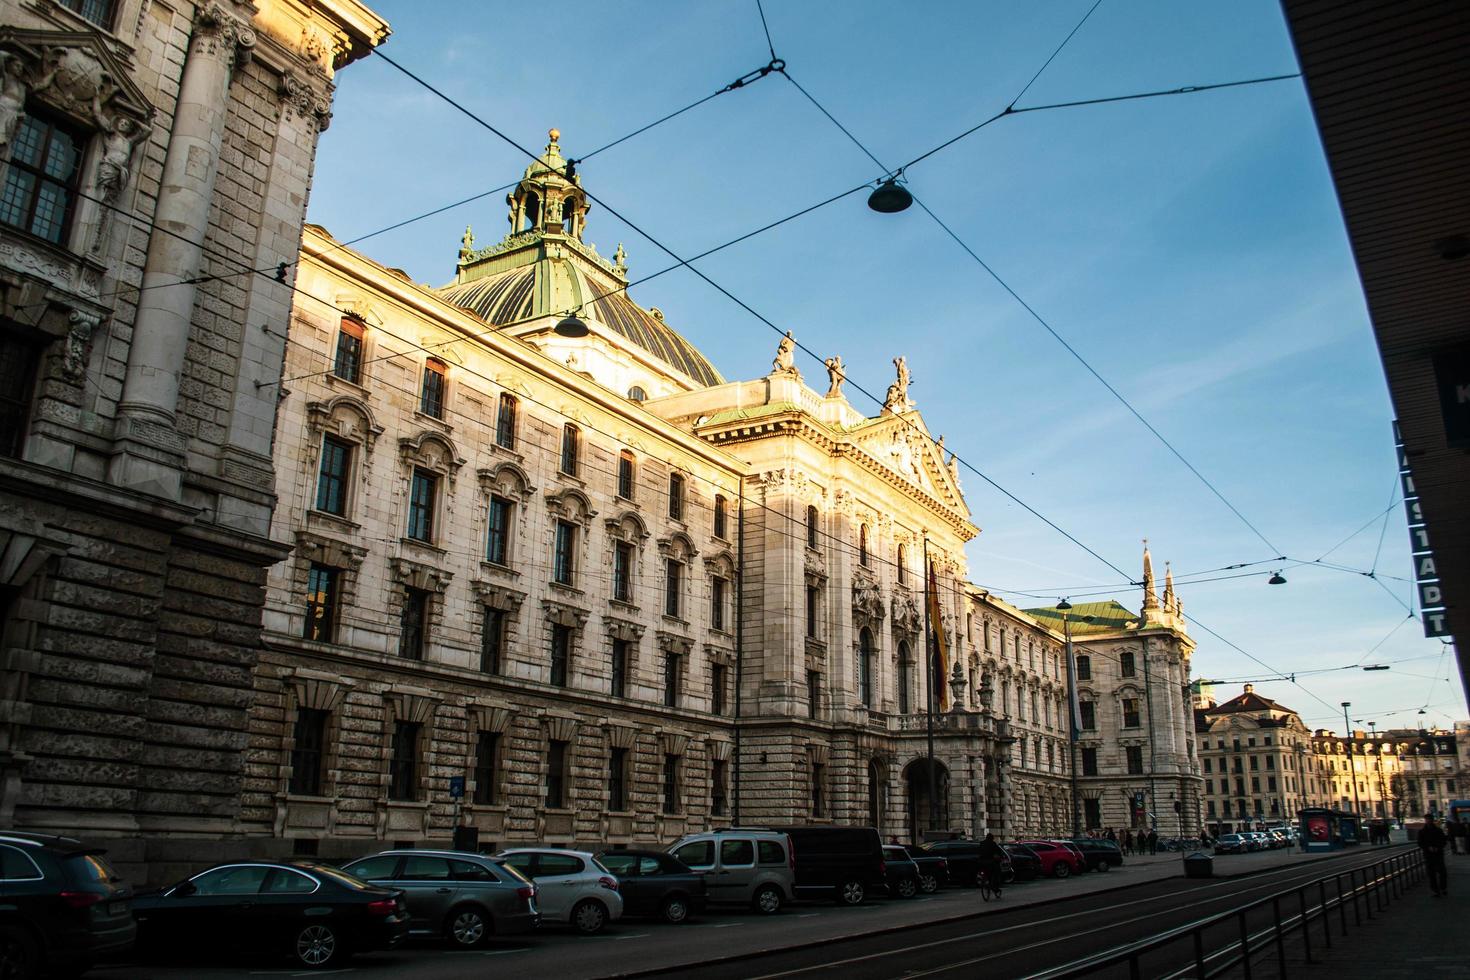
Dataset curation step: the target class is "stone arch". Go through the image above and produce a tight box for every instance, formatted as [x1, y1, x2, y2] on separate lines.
[398, 430, 464, 476]
[904, 757, 950, 841]
[479, 459, 535, 503]
[545, 486, 596, 526]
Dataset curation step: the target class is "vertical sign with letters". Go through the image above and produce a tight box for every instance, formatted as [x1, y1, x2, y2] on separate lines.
[1394, 421, 1451, 638]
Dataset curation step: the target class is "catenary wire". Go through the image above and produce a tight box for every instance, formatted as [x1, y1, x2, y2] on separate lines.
[1008, 0, 1108, 108]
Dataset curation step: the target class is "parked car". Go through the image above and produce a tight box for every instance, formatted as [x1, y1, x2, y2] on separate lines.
[596, 849, 707, 923]
[494, 849, 623, 935]
[0, 832, 136, 980]
[339, 849, 538, 948]
[1068, 838, 1124, 872]
[133, 861, 407, 969]
[1002, 843, 1041, 881]
[1214, 833, 1249, 854]
[668, 829, 794, 914]
[771, 825, 887, 905]
[920, 839, 988, 887]
[880, 846, 920, 899]
[1016, 840, 1085, 879]
[901, 844, 951, 892]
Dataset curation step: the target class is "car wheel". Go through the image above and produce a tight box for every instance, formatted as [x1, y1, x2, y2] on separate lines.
[660, 894, 691, 924]
[572, 899, 608, 935]
[837, 880, 865, 906]
[0, 925, 40, 980]
[919, 873, 939, 894]
[294, 923, 340, 968]
[1052, 862, 1071, 879]
[753, 885, 783, 915]
[896, 876, 918, 899]
[1098, 860, 1111, 872]
[447, 905, 490, 948]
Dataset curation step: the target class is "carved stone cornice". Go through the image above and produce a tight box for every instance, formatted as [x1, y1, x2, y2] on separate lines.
[195, 2, 258, 70]
[277, 68, 332, 130]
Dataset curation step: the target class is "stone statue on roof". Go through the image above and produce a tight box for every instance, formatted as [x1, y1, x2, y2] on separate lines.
[823, 355, 845, 397]
[772, 330, 800, 379]
[884, 355, 913, 413]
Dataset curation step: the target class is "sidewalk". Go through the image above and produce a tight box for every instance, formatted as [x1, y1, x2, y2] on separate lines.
[1257, 851, 1470, 979]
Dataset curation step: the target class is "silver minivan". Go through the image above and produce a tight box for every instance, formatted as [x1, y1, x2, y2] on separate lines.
[668, 829, 794, 914]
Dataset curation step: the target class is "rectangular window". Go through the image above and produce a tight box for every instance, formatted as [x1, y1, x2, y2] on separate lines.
[1076, 656, 1091, 681]
[473, 731, 499, 805]
[1203, 758, 1212, 773]
[812, 763, 825, 817]
[807, 670, 821, 719]
[399, 588, 429, 659]
[609, 747, 628, 811]
[485, 496, 512, 565]
[1266, 756, 1275, 770]
[333, 317, 364, 384]
[613, 542, 633, 602]
[388, 720, 421, 801]
[481, 607, 504, 674]
[1267, 776, 1277, 792]
[617, 451, 635, 499]
[553, 521, 576, 586]
[610, 638, 629, 698]
[288, 708, 329, 796]
[57, 0, 115, 25]
[806, 505, 818, 549]
[560, 424, 579, 476]
[420, 359, 446, 418]
[805, 585, 818, 639]
[664, 652, 681, 707]
[1083, 797, 1102, 829]
[1081, 747, 1098, 776]
[662, 754, 680, 814]
[712, 759, 728, 816]
[495, 394, 517, 449]
[547, 740, 568, 808]
[665, 559, 681, 617]
[714, 494, 728, 538]
[303, 563, 339, 642]
[1122, 698, 1141, 728]
[1080, 701, 1096, 731]
[1251, 776, 1260, 792]
[1126, 745, 1144, 775]
[407, 468, 437, 542]
[711, 576, 726, 631]
[0, 333, 38, 459]
[315, 435, 352, 516]
[1250, 756, 1259, 771]
[0, 113, 82, 244]
[550, 624, 571, 687]
[711, 664, 728, 716]
[1120, 651, 1136, 677]
[668, 473, 684, 520]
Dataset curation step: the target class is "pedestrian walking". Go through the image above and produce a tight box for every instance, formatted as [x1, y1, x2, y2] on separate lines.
[1449, 818, 1467, 856]
[1148, 830, 1159, 855]
[1419, 813, 1449, 897]
[1121, 830, 1132, 855]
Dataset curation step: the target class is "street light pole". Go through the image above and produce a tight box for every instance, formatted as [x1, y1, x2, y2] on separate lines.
[1059, 599, 1081, 838]
[1342, 702, 1362, 824]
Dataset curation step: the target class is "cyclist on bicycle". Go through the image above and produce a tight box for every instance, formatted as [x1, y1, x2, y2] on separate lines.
[976, 832, 1006, 894]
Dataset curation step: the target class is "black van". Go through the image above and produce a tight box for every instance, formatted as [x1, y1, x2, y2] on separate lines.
[770, 825, 886, 905]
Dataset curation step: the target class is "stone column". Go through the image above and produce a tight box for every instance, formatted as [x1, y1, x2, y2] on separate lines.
[112, 4, 256, 497]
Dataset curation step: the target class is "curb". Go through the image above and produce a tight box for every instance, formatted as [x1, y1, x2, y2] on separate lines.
[602, 847, 1397, 979]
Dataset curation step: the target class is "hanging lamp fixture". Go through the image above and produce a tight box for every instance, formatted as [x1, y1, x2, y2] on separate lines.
[554, 311, 589, 338]
[868, 175, 913, 213]
[1267, 570, 1287, 585]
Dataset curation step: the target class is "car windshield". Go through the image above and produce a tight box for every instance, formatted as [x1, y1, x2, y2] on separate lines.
[494, 860, 531, 884]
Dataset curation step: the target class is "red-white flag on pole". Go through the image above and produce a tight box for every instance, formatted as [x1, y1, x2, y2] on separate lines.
[927, 561, 949, 711]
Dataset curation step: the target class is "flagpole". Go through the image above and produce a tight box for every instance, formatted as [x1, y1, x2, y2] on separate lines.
[923, 535, 938, 834]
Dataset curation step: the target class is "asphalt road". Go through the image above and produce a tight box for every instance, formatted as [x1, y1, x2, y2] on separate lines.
[89, 845, 1405, 980]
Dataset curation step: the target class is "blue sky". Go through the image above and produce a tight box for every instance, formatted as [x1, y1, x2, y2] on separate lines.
[305, 0, 1466, 731]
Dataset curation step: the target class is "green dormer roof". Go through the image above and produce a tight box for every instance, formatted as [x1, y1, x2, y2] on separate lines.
[1023, 600, 1139, 635]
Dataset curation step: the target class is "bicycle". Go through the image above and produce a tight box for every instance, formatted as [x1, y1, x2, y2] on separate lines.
[977, 867, 1003, 902]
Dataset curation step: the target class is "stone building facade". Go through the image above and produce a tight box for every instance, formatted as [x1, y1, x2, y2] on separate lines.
[1306, 726, 1460, 821]
[0, 0, 387, 875]
[245, 132, 1208, 860]
[1194, 685, 1314, 832]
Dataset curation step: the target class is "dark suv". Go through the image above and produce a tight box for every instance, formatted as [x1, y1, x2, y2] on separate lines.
[0, 832, 135, 979]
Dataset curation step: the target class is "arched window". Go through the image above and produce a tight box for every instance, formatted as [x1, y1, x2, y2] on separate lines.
[897, 640, 912, 714]
[806, 505, 819, 549]
[563, 197, 577, 234]
[628, 385, 647, 402]
[560, 424, 579, 476]
[668, 473, 684, 520]
[523, 193, 540, 230]
[859, 628, 874, 707]
[897, 543, 907, 585]
[420, 358, 447, 419]
[859, 524, 869, 567]
[714, 494, 728, 539]
[495, 393, 517, 449]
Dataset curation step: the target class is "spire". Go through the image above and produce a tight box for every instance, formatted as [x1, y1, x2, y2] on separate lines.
[504, 127, 588, 241]
[1162, 561, 1176, 613]
[1141, 539, 1159, 611]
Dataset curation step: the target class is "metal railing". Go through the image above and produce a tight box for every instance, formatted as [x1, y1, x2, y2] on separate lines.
[1030, 847, 1424, 979]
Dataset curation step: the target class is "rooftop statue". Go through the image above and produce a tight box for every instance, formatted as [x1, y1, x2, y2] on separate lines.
[772, 330, 800, 379]
[823, 355, 845, 397]
[884, 356, 912, 413]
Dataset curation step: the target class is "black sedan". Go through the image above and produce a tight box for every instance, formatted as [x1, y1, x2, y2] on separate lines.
[902, 845, 951, 893]
[1068, 838, 1124, 871]
[133, 861, 409, 968]
[881, 846, 921, 899]
[1002, 844, 1042, 881]
[596, 849, 707, 924]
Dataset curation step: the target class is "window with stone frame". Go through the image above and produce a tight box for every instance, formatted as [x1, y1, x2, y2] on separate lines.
[1126, 744, 1144, 775]
[662, 754, 680, 814]
[663, 650, 681, 707]
[495, 393, 517, 449]
[333, 316, 364, 384]
[807, 669, 821, 719]
[303, 563, 340, 642]
[1120, 650, 1136, 677]
[315, 435, 353, 516]
[609, 746, 629, 810]
[711, 575, 728, 631]
[485, 495, 513, 565]
[617, 450, 635, 500]
[553, 521, 577, 586]
[389, 720, 422, 800]
[547, 739, 569, 808]
[610, 638, 630, 698]
[1, 110, 83, 245]
[1080, 700, 1096, 730]
[896, 543, 907, 586]
[714, 494, 728, 539]
[712, 759, 729, 816]
[481, 607, 505, 674]
[420, 358, 447, 419]
[57, 0, 116, 27]
[472, 731, 500, 805]
[550, 623, 572, 688]
[858, 627, 874, 707]
[1075, 655, 1091, 681]
[667, 472, 684, 520]
[1081, 746, 1098, 776]
[399, 587, 429, 660]
[0, 331, 39, 460]
[1083, 797, 1102, 829]
[711, 662, 728, 715]
[812, 762, 826, 817]
[407, 468, 438, 542]
[806, 505, 819, 549]
[1122, 697, 1141, 728]
[560, 424, 579, 476]
[288, 708, 329, 796]
[806, 584, 819, 639]
[897, 640, 912, 714]
[859, 524, 869, 566]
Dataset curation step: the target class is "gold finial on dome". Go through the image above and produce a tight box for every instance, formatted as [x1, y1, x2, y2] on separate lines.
[548, 127, 560, 142]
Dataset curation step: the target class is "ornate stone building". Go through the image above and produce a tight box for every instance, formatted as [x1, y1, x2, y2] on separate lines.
[0, 0, 387, 876]
[1194, 685, 1314, 832]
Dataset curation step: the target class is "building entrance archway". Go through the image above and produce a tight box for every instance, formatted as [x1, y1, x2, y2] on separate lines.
[905, 758, 950, 842]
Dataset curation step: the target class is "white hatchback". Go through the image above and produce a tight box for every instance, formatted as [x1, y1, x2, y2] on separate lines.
[494, 848, 624, 934]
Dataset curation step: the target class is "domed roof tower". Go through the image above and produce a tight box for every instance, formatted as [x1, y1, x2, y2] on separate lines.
[438, 130, 723, 391]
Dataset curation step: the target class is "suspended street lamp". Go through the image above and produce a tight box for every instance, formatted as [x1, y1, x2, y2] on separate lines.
[868, 176, 913, 213]
[554, 311, 589, 338]
[1267, 570, 1287, 585]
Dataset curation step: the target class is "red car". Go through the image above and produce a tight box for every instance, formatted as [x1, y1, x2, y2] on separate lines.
[1015, 840, 1086, 879]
